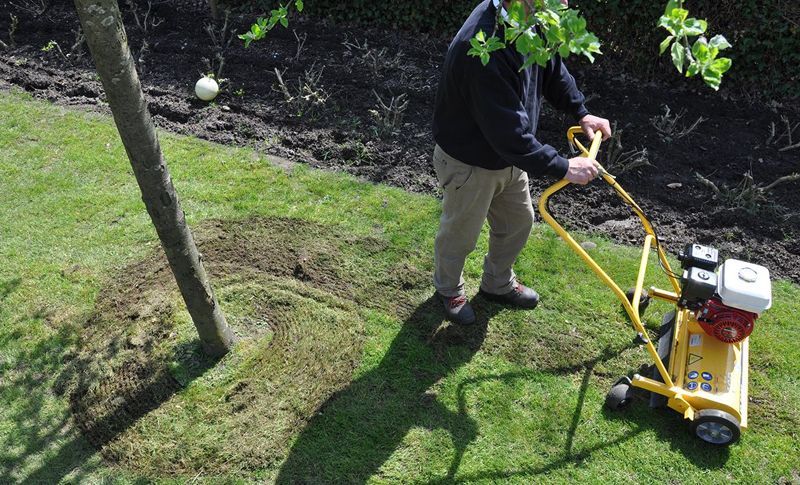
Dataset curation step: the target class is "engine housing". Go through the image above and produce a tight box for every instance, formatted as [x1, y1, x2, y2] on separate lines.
[697, 297, 757, 343]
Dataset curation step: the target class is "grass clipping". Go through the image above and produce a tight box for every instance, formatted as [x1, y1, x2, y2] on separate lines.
[56, 217, 427, 475]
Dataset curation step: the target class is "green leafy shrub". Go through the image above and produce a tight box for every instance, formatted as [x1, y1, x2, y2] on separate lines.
[230, 0, 798, 97]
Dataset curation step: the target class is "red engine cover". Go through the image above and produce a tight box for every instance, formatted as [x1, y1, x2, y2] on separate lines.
[697, 298, 757, 343]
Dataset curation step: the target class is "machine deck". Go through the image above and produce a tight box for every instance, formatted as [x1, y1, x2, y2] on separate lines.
[667, 309, 749, 428]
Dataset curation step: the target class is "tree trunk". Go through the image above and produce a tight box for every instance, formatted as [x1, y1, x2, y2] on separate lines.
[74, 0, 235, 357]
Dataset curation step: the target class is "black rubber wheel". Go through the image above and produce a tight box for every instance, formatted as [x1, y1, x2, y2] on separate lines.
[625, 288, 651, 316]
[605, 377, 634, 411]
[690, 409, 741, 446]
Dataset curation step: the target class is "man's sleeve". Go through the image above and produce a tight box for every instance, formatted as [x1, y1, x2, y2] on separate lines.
[463, 51, 569, 179]
[543, 55, 589, 121]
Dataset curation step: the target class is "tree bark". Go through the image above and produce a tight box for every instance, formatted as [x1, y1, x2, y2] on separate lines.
[74, 0, 235, 357]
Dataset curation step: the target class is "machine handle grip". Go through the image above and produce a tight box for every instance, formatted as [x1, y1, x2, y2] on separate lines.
[546, 127, 606, 195]
[567, 125, 605, 174]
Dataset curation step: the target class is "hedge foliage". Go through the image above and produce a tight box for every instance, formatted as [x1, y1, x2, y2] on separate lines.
[239, 0, 799, 97]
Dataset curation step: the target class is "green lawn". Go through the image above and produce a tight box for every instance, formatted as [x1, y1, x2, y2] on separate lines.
[1, 89, 798, 484]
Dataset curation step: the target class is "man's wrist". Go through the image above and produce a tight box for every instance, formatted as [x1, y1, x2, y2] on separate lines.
[551, 155, 570, 180]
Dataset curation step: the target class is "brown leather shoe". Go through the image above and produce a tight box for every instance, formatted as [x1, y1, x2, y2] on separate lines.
[437, 292, 476, 326]
[479, 283, 539, 309]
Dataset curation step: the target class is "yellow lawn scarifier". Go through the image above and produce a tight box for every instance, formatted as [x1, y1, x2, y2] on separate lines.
[538, 127, 773, 446]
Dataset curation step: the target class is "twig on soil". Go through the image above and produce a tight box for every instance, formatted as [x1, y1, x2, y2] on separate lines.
[68, 26, 85, 61]
[41, 40, 71, 65]
[695, 172, 722, 196]
[695, 170, 800, 213]
[273, 67, 292, 103]
[5, 14, 19, 49]
[766, 115, 800, 152]
[651, 105, 706, 141]
[125, 0, 163, 75]
[273, 64, 330, 117]
[292, 30, 307, 63]
[762, 172, 800, 191]
[370, 90, 409, 136]
[603, 122, 652, 174]
[9, 0, 50, 18]
[205, 9, 234, 81]
[342, 34, 404, 77]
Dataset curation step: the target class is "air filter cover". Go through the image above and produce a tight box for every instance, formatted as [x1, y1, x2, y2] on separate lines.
[717, 259, 772, 314]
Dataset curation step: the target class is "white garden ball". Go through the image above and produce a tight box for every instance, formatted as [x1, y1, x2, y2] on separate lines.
[195, 76, 219, 101]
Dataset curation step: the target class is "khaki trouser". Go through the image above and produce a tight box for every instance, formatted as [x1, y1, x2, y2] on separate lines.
[433, 144, 535, 297]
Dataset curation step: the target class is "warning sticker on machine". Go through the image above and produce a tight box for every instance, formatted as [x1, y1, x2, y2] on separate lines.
[688, 353, 703, 365]
[689, 334, 702, 347]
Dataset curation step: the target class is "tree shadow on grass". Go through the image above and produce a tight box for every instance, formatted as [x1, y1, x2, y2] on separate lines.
[0, 309, 215, 484]
[0, 277, 22, 303]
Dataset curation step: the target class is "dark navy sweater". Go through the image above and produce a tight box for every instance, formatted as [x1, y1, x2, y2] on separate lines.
[432, 0, 589, 179]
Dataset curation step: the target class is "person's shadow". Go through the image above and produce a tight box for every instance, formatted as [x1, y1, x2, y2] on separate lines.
[275, 293, 498, 483]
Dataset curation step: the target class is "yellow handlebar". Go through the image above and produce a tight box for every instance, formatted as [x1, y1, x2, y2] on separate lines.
[545, 127, 609, 197]
[537, 126, 682, 388]
[566, 126, 602, 161]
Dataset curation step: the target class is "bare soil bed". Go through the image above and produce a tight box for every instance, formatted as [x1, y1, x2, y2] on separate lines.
[2, 2, 799, 282]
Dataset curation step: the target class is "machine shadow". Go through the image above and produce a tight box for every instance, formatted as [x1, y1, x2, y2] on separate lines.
[275, 294, 498, 483]
[277, 298, 644, 483]
[432, 344, 636, 483]
[602, 398, 731, 469]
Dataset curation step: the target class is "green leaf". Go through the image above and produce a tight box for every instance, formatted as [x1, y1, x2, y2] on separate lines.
[480, 52, 490, 65]
[709, 35, 731, 51]
[486, 36, 504, 51]
[692, 37, 710, 63]
[702, 70, 722, 90]
[476, 30, 486, 42]
[295, 0, 304, 12]
[683, 18, 707, 36]
[660, 35, 674, 54]
[558, 43, 570, 58]
[664, 0, 679, 15]
[280, 16, 289, 28]
[658, 15, 672, 32]
[671, 41, 685, 72]
[672, 8, 689, 23]
[238, 33, 252, 48]
[508, 1, 526, 24]
[536, 9, 560, 27]
[710, 57, 732, 75]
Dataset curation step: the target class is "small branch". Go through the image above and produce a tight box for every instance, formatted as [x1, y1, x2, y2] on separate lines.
[8, 13, 18, 47]
[273, 67, 292, 102]
[761, 173, 800, 192]
[68, 26, 85, 59]
[778, 142, 800, 152]
[695, 172, 721, 196]
[292, 29, 307, 63]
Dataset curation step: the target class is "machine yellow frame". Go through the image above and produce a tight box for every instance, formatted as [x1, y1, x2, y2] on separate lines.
[538, 127, 749, 432]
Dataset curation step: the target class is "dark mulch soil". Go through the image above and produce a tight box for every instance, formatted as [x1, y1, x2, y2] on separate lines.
[2, 2, 799, 283]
